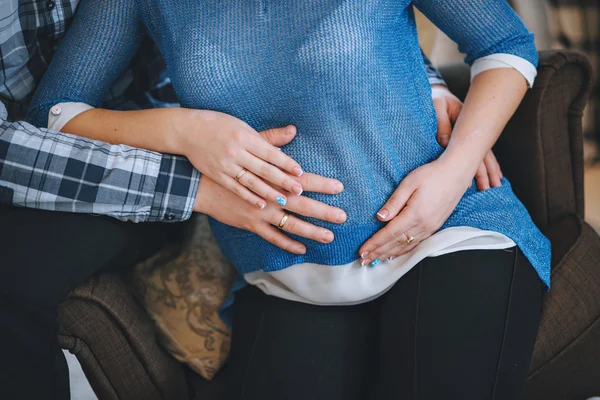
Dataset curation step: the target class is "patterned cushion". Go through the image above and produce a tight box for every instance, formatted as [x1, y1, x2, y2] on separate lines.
[132, 215, 236, 380]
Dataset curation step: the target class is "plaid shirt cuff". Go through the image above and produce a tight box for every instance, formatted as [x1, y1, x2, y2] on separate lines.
[422, 51, 447, 87]
[149, 154, 200, 222]
[428, 77, 447, 87]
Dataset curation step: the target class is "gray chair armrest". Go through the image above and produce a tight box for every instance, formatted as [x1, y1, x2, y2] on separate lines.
[58, 274, 189, 400]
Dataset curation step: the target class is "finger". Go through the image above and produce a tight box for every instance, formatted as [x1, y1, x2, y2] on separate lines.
[285, 195, 347, 224]
[359, 210, 414, 258]
[475, 163, 490, 191]
[247, 136, 303, 177]
[242, 153, 303, 198]
[269, 210, 334, 244]
[447, 96, 464, 126]
[258, 125, 297, 147]
[254, 224, 306, 254]
[383, 240, 420, 261]
[220, 175, 268, 209]
[375, 177, 416, 222]
[236, 169, 290, 207]
[484, 151, 503, 187]
[294, 173, 344, 195]
[363, 224, 421, 265]
[434, 99, 453, 148]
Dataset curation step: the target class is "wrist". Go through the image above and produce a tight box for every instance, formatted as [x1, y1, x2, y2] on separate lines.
[170, 108, 195, 155]
[193, 175, 210, 214]
[437, 148, 479, 190]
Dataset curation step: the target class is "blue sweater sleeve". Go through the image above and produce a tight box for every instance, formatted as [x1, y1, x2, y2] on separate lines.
[411, 0, 538, 68]
[27, 0, 145, 127]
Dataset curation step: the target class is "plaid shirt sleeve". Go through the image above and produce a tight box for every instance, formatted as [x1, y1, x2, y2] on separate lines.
[0, 103, 199, 223]
[422, 49, 447, 87]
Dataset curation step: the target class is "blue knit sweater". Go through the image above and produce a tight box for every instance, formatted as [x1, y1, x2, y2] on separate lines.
[28, 0, 551, 287]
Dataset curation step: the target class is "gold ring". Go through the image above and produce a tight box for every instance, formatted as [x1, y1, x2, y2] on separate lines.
[235, 168, 248, 181]
[405, 231, 415, 244]
[278, 212, 290, 229]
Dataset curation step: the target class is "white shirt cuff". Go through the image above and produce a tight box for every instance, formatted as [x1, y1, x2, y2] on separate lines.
[47, 102, 94, 131]
[471, 54, 537, 88]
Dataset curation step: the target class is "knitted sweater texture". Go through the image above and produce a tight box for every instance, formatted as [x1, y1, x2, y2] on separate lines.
[28, 0, 551, 287]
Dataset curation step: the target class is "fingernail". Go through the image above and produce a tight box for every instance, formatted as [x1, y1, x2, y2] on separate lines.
[388, 256, 395, 261]
[336, 212, 347, 223]
[293, 167, 303, 176]
[377, 209, 389, 219]
[257, 201, 266, 209]
[276, 197, 287, 206]
[370, 259, 381, 267]
[361, 251, 369, 259]
[361, 259, 371, 267]
[296, 247, 307, 254]
[322, 231, 334, 243]
[291, 184, 303, 195]
[334, 182, 344, 193]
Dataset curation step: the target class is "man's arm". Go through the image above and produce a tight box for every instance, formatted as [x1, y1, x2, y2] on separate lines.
[0, 103, 199, 223]
[422, 49, 447, 87]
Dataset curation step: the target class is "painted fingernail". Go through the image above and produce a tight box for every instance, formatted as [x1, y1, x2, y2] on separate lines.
[336, 212, 347, 223]
[361, 259, 371, 267]
[377, 209, 389, 219]
[257, 201, 266, 209]
[276, 197, 287, 206]
[293, 167, 303, 176]
[361, 251, 369, 259]
[291, 184, 303, 195]
[370, 259, 381, 267]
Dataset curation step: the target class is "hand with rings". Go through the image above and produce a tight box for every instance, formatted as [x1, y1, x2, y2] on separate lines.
[177, 109, 309, 209]
[358, 156, 472, 266]
[195, 174, 347, 254]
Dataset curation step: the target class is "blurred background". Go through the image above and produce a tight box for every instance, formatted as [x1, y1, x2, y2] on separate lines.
[415, 0, 600, 231]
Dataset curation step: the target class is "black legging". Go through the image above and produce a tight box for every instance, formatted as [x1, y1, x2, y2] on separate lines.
[225, 247, 543, 400]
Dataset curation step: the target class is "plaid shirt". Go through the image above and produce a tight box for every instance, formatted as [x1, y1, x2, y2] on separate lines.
[0, 0, 199, 222]
[0, 0, 445, 222]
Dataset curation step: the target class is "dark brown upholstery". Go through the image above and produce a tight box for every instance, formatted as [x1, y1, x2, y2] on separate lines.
[58, 50, 600, 400]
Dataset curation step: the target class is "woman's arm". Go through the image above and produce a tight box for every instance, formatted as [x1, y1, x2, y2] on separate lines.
[60, 108, 305, 208]
[359, 68, 527, 265]
[358, 0, 537, 264]
[27, 0, 307, 209]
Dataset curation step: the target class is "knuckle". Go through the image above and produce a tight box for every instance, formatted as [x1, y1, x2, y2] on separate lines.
[224, 144, 239, 159]
[231, 130, 245, 143]
[284, 218, 297, 232]
[259, 163, 273, 178]
[295, 197, 310, 214]
[264, 149, 278, 163]
[414, 212, 425, 224]
[387, 197, 401, 211]
[282, 240, 296, 253]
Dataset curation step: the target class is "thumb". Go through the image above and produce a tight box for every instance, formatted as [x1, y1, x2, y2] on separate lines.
[258, 125, 297, 147]
[376, 176, 416, 222]
[434, 101, 453, 148]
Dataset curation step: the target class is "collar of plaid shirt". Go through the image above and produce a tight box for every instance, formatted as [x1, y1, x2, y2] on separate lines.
[0, 0, 177, 122]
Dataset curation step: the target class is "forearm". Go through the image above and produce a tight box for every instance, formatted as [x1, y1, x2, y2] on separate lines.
[63, 107, 188, 155]
[439, 68, 528, 179]
[0, 108, 198, 222]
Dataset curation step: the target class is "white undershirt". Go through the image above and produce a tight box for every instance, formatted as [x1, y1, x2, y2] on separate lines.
[47, 54, 535, 305]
